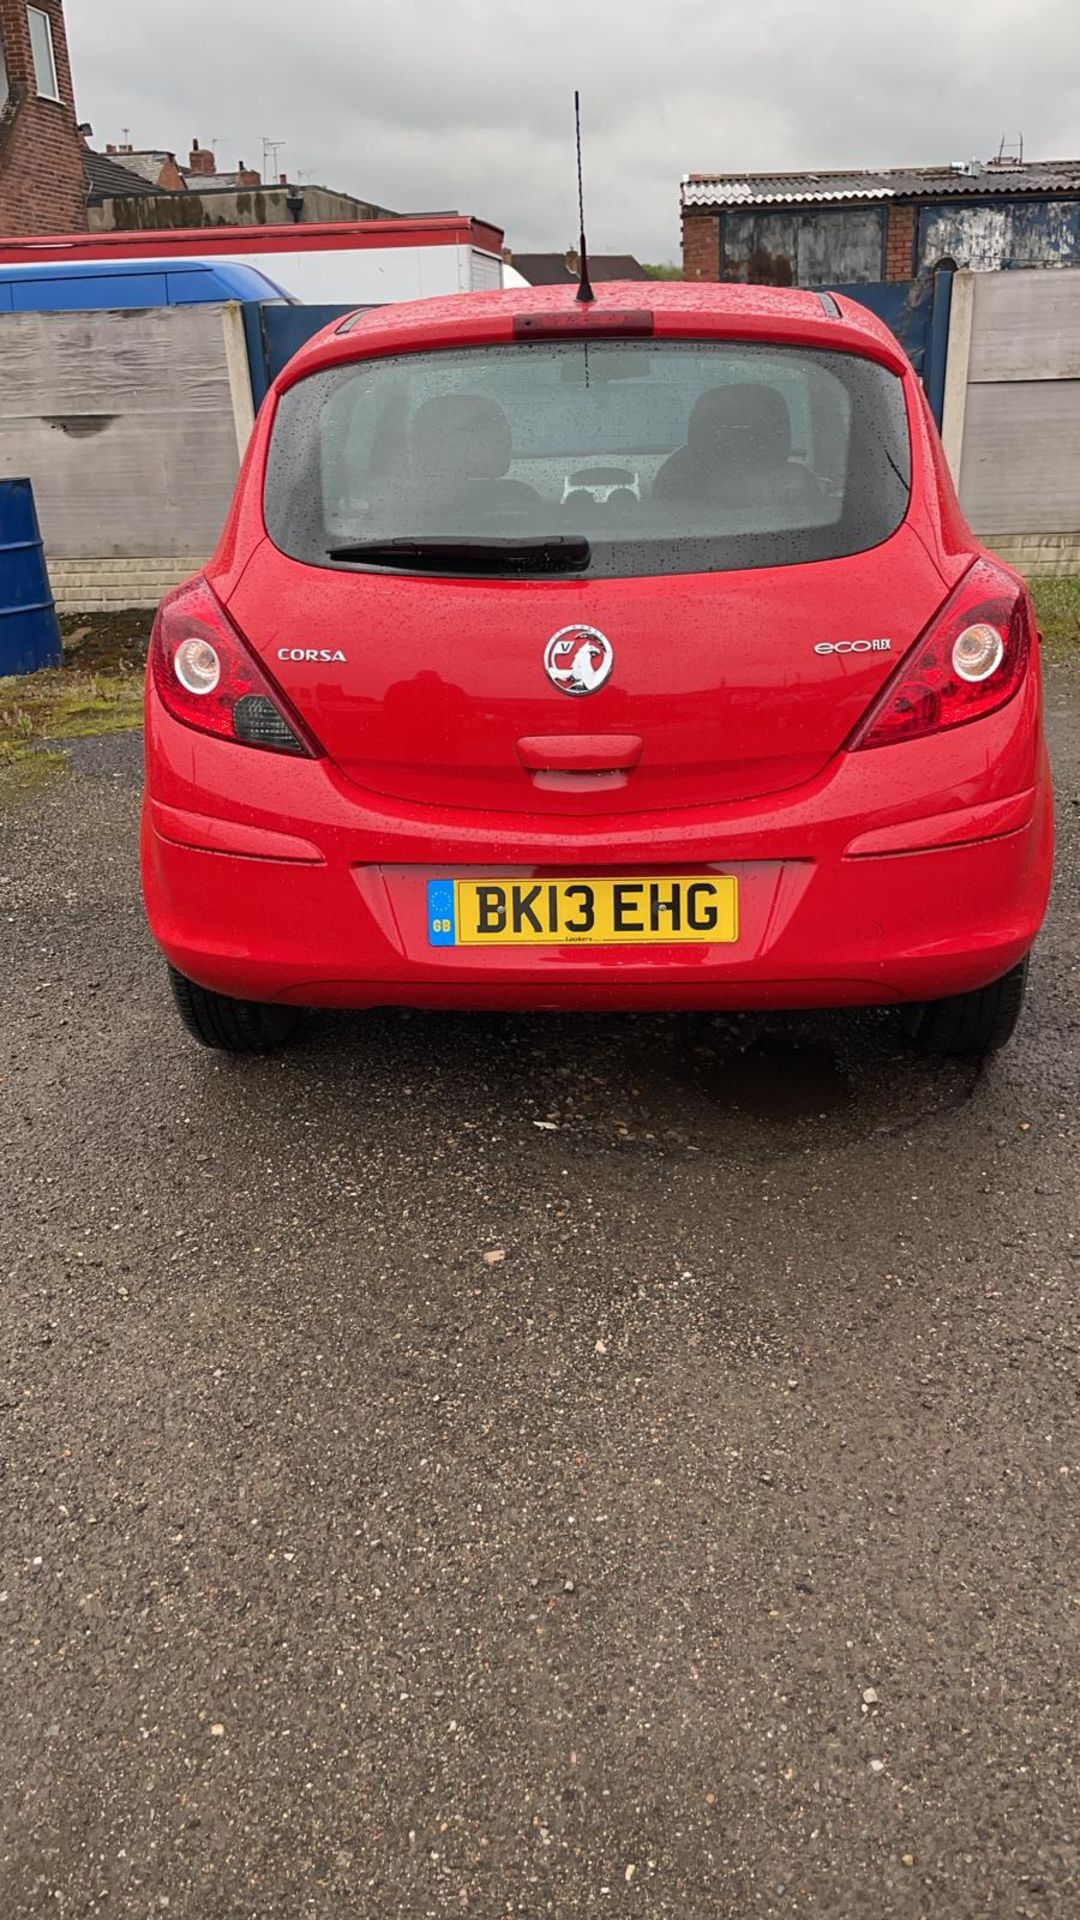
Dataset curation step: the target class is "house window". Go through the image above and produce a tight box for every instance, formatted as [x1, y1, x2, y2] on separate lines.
[27, 7, 60, 101]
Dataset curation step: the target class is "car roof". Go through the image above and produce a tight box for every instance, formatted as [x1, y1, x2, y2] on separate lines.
[278, 278, 909, 389]
[0, 257, 244, 280]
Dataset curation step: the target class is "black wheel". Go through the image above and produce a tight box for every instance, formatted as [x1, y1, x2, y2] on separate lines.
[906, 957, 1029, 1059]
[168, 966, 300, 1055]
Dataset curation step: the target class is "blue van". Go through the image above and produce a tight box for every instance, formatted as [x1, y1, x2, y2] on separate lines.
[0, 257, 291, 313]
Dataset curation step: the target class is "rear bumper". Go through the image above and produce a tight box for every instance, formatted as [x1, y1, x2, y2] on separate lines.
[142, 729, 1054, 1012]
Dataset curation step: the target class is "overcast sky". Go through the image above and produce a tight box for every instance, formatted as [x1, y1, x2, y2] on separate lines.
[67, 0, 1080, 262]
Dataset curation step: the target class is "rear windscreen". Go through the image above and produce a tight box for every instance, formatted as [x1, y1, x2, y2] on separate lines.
[264, 339, 912, 577]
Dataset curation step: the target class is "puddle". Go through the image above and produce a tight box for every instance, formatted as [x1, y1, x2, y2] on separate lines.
[695, 1034, 852, 1121]
[259, 1004, 981, 1165]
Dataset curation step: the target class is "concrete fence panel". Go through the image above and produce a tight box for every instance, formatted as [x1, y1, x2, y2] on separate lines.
[0, 304, 253, 608]
[946, 267, 1080, 575]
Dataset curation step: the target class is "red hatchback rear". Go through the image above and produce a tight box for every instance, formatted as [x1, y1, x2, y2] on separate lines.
[141, 282, 1052, 1055]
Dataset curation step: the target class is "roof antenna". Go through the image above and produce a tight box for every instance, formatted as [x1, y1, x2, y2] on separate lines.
[574, 91, 595, 304]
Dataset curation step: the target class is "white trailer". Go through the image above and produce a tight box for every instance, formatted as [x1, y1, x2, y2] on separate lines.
[0, 214, 518, 307]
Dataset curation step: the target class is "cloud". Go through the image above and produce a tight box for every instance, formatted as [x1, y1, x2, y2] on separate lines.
[67, 0, 1080, 261]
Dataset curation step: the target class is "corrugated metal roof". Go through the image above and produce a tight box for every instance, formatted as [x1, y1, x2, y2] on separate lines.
[682, 161, 1080, 209]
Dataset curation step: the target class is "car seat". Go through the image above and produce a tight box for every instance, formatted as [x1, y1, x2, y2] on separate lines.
[652, 384, 823, 518]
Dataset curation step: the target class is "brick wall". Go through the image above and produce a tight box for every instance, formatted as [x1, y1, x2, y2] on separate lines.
[682, 211, 720, 281]
[983, 532, 1080, 578]
[885, 203, 915, 282]
[48, 556, 206, 612]
[0, 0, 87, 234]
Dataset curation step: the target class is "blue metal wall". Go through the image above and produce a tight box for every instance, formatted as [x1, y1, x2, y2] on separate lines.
[721, 206, 885, 285]
[824, 271, 953, 423]
[918, 198, 1080, 273]
[242, 277, 953, 432]
[717, 194, 1080, 283]
[243, 303, 365, 408]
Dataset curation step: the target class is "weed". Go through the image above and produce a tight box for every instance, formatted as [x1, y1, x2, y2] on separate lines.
[1030, 577, 1080, 650]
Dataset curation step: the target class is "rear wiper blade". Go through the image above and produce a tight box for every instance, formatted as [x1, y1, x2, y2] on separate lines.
[326, 534, 591, 574]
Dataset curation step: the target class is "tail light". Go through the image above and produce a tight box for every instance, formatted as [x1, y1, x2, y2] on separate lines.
[149, 575, 321, 757]
[850, 559, 1034, 752]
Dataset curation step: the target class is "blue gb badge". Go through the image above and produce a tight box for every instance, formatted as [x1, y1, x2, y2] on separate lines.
[426, 879, 457, 947]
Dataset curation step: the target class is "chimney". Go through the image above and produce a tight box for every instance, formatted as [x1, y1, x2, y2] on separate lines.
[106, 143, 116, 154]
[279, 173, 288, 186]
[237, 163, 262, 188]
[188, 139, 215, 177]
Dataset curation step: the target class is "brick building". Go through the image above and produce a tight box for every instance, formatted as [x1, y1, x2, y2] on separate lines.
[682, 159, 1080, 287]
[0, 0, 86, 233]
[84, 135, 398, 232]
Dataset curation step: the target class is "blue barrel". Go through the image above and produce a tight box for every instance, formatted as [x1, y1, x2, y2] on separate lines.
[0, 477, 63, 675]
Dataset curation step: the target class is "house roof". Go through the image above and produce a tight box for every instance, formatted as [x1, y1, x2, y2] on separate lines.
[84, 149, 162, 200]
[109, 151, 177, 186]
[180, 172, 259, 191]
[682, 159, 1080, 210]
[512, 252, 651, 284]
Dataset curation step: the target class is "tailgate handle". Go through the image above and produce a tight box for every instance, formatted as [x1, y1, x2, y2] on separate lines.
[516, 733, 643, 773]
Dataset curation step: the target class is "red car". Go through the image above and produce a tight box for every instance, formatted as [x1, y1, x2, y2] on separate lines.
[141, 282, 1052, 1056]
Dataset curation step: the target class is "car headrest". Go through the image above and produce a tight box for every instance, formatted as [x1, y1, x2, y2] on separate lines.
[410, 394, 513, 480]
[687, 384, 792, 464]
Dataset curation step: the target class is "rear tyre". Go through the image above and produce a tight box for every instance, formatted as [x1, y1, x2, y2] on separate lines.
[168, 966, 300, 1055]
[906, 957, 1029, 1059]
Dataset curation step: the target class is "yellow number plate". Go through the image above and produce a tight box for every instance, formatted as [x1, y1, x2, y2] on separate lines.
[426, 875, 738, 947]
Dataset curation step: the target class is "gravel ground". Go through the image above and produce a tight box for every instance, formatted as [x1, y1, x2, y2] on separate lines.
[0, 663, 1077, 1919]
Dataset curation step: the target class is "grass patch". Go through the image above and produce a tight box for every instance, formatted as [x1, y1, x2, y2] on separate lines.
[1, 607, 149, 771]
[0, 749, 67, 801]
[1030, 577, 1080, 649]
[0, 666, 143, 767]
